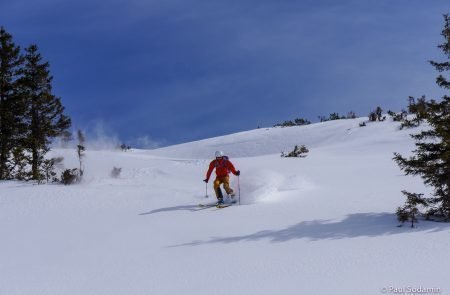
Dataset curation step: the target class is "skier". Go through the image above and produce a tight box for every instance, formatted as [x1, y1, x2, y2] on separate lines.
[204, 151, 240, 205]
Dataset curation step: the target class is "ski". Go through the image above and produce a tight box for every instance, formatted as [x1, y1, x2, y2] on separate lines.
[215, 204, 232, 209]
[198, 203, 233, 209]
[199, 196, 236, 209]
[198, 203, 217, 208]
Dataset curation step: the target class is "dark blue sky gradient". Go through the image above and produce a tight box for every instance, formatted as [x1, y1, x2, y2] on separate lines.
[1, 0, 449, 147]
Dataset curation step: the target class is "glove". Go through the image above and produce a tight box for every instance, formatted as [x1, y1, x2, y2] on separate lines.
[236, 170, 240, 176]
[203, 179, 208, 183]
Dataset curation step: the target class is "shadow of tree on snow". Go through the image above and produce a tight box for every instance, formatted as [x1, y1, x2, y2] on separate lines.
[169, 212, 450, 247]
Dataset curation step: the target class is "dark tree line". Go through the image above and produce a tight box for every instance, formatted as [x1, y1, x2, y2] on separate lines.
[0, 27, 71, 182]
[394, 15, 450, 226]
[274, 117, 311, 127]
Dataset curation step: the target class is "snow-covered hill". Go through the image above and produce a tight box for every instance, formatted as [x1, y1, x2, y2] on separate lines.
[1, 118, 448, 295]
[150, 117, 415, 158]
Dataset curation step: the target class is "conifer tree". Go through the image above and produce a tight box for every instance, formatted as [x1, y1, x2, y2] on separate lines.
[396, 191, 427, 228]
[0, 27, 25, 179]
[430, 15, 450, 90]
[394, 15, 450, 222]
[20, 44, 71, 181]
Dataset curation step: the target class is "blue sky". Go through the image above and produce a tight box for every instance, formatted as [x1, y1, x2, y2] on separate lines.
[1, 0, 449, 147]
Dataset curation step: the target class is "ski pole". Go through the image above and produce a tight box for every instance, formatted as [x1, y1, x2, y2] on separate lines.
[238, 175, 241, 205]
[205, 181, 208, 198]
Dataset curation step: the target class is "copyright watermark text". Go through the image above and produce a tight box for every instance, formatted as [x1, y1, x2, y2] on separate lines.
[381, 286, 441, 294]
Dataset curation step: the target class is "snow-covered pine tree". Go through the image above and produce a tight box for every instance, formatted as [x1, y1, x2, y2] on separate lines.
[394, 14, 450, 221]
[0, 27, 26, 180]
[20, 44, 71, 181]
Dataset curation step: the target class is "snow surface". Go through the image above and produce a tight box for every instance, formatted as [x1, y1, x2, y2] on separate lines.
[1, 118, 449, 295]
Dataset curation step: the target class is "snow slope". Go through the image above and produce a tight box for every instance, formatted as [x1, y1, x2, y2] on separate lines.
[1, 118, 449, 295]
[149, 117, 411, 158]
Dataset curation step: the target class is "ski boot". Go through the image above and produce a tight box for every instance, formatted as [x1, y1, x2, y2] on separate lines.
[229, 191, 237, 204]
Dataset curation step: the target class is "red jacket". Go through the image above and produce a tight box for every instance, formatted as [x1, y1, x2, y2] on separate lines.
[205, 157, 238, 181]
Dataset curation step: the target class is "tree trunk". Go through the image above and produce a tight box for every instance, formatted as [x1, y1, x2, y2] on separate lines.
[31, 103, 40, 181]
[0, 99, 7, 180]
[32, 147, 38, 181]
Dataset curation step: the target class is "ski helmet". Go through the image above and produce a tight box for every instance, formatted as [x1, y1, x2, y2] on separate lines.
[215, 150, 224, 158]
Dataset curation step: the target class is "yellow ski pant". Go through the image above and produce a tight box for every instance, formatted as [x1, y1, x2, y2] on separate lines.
[213, 176, 234, 198]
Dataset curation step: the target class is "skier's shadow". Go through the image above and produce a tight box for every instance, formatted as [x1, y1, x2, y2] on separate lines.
[139, 205, 206, 215]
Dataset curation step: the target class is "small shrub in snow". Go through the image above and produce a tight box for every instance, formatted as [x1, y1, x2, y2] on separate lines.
[408, 96, 428, 119]
[396, 191, 427, 228]
[41, 157, 64, 183]
[347, 111, 357, 119]
[274, 118, 311, 127]
[276, 120, 296, 127]
[368, 106, 386, 122]
[375, 106, 383, 121]
[388, 110, 407, 122]
[400, 96, 429, 129]
[281, 145, 309, 158]
[399, 117, 421, 129]
[111, 167, 122, 178]
[328, 112, 342, 121]
[61, 168, 81, 185]
[318, 112, 350, 122]
[359, 122, 366, 127]
[120, 144, 131, 151]
[294, 118, 311, 126]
